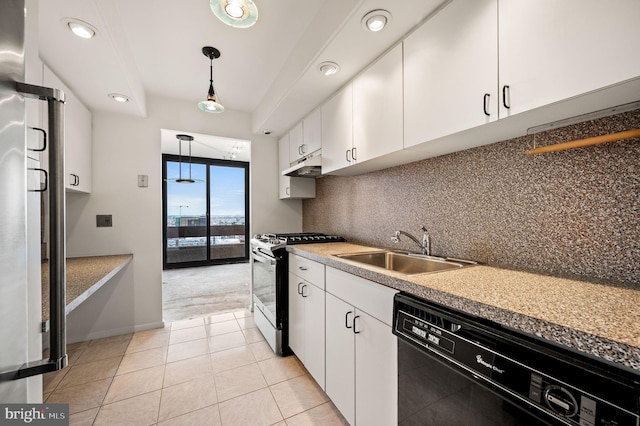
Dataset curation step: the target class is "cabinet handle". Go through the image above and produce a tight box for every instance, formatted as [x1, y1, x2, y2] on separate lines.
[28, 127, 47, 152]
[28, 168, 48, 192]
[353, 315, 361, 334]
[70, 173, 79, 186]
[298, 145, 303, 155]
[300, 284, 307, 298]
[297, 282, 304, 295]
[345, 311, 353, 329]
[301, 144, 307, 155]
[502, 85, 510, 109]
[351, 147, 357, 161]
[285, 186, 290, 196]
[299, 266, 308, 271]
[483, 93, 490, 116]
[345, 149, 352, 163]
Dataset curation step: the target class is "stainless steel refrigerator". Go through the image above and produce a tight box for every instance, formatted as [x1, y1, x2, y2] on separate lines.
[1, 0, 67, 402]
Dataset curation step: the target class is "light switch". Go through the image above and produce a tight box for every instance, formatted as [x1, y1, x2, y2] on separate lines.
[138, 174, 148, 187]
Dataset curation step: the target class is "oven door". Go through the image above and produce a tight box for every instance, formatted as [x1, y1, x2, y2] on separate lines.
[251, 247, 278, 327]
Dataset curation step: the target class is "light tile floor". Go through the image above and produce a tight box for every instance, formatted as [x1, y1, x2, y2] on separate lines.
[43, 310, 348, 426]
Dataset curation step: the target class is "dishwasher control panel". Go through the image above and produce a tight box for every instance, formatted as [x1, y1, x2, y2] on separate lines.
[393, 294, 640, 426]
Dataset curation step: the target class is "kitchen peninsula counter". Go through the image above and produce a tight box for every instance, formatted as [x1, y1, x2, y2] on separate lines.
[288, 242, 640, 371]
[41, 254, 133, 321]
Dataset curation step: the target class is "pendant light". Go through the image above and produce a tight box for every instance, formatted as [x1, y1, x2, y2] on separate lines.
[176, 134, 196, 183]
[198, 46, 225, 113]
[210, 0, 258, 28]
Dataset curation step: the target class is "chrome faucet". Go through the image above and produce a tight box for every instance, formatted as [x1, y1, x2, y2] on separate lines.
[392, 226, 430, 256]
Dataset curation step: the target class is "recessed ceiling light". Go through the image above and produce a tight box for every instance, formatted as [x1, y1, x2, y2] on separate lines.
[108, 93, 130, 103]
[319, 62, 340, 76]
[210, 0, 258, 28]
[361, 10, 392, 32]
[62, 18, 97, 39]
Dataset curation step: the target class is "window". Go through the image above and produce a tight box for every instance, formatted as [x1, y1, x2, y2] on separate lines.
[162, 154, 249, 269]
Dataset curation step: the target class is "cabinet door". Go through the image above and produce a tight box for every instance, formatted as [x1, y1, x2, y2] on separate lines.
[303, 108, 322, 156]
[325, 293, 355, 425]
[354, 309, 397, 426]
[278, 134, 290, 198]
[321, 84, 353, 174]
[498, 0, 640, 117]
[288, 122, 304, 163]
[304, 282, 325, 390]
[279, 134, 316, 199]
[353, 44, 403, 163]
[403, 0, 498, 148]
[43, 64, 92, 193]
[278, 134, 290, 173]
[288, 272, 306, 362]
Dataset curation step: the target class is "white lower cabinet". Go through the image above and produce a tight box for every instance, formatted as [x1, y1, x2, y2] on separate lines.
[288, 256, 325, 389]
[325, 267, 398, 426]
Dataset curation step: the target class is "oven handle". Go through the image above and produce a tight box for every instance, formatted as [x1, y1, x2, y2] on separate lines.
[251, 249, 277, 266]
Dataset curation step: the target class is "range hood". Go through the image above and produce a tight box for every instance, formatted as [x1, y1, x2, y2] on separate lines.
[283, 154, 322, 178]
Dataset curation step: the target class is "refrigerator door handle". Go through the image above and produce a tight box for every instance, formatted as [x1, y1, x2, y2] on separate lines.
[0, 82, 67, 381]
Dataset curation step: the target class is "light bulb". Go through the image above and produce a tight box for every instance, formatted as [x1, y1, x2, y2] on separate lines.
[366, 16, 386, 32]
[361, 10, 391, 33]
[224, 1, 245, 18]
[198, 100, 225, 113]
[62, 18, 98, 39]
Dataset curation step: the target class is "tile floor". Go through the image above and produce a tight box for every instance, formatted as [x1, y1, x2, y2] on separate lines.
[43, 310, 348, 426]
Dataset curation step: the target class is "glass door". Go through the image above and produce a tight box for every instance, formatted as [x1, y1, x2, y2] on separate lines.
[163, 155, 249, 269]
[209, 165, 247, 261]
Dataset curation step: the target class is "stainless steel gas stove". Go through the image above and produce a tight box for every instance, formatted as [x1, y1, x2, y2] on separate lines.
[250, 233, 345, 355]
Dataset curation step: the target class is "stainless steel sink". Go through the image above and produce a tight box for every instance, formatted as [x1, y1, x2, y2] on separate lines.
[334, 251, 476, 275]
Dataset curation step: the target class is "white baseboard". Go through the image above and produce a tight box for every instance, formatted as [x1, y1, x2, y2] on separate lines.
[65, 320, 166, 345]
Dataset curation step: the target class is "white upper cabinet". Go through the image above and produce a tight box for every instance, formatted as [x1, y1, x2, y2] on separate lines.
[498, 0, 640, 118]
[404, 0, 640, 156]
[316, 0, 640, 177]
[353, 43, 404, 164]
[322, 44, 403, 175]
[278, 133, 290, 174]
[321, 84, 353, 174]
[43, 64, 92, 193]
[278, 134, 315, 199]
[288, 121, 304, 164]
[403, 0, 498, 148]
[288, 108, 322, 164]
[302, 108, 322, 157]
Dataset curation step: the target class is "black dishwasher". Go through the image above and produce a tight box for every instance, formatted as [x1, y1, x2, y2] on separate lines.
[393, 293, 640, 425]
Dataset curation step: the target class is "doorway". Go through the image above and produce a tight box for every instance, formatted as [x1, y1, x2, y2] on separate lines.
[162, 154, 249, 269]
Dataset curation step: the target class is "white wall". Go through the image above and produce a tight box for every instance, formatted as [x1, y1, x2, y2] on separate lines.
[65, 94, 303, 341]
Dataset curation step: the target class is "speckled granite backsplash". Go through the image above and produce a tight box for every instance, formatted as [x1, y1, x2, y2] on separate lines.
[303, 111, 640, 286]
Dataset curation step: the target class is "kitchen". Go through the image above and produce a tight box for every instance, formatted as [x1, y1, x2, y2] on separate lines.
[1, 0, 639, 425]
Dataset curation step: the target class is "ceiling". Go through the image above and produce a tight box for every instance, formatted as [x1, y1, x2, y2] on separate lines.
[38, 0, 447, 138]
[160, 129, 251, 162]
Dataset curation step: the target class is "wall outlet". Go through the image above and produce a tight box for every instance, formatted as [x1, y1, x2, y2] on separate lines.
[97, 215, 112, 227]
[138, 174, 148, 187]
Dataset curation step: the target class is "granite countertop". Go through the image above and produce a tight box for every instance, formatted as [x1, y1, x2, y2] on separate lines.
[41, 254, 133, 321]
[288, 242, 640, 371]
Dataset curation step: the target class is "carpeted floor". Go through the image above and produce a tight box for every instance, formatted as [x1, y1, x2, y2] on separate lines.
[162, 262, 251, 322]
